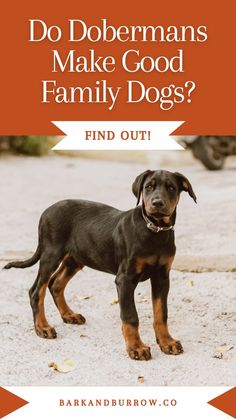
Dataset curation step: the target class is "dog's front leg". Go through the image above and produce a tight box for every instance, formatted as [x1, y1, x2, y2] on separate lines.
[151, 266, 183, 355]
[115, 272, 151, 361]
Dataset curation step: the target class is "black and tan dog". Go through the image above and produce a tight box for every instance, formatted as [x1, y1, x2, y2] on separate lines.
[4, 170, 196, 361]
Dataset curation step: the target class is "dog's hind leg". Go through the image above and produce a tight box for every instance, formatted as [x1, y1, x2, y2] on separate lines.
[29, 253, 63, 339]
[48, 256, 86, 325]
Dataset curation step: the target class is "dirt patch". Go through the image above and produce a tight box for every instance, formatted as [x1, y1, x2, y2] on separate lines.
[174, 255, 236, 272]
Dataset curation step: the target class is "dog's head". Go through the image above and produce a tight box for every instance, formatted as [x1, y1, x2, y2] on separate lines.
[132, 170, 197, 220]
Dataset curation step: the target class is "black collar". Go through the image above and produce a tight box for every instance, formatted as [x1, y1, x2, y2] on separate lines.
[141, 208, 175, 233]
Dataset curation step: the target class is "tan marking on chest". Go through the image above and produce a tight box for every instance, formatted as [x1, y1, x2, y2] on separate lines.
[159, 255, 175, 270]
[135, 256, 157, 273]
[162, 216, 170, 224]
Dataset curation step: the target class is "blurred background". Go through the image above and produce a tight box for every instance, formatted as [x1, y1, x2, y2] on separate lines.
[1, 135, 236, 170]
[1, 134, 236, 269]
[0, 136, 56, 156]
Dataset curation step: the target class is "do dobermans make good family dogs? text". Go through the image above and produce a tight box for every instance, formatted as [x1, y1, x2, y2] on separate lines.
[4, 170, 197, 361]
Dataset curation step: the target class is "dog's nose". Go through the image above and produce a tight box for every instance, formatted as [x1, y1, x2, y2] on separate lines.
[151, 198, 165, 208]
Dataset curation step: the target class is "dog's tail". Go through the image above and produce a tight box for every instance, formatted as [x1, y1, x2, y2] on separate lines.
[3, 245, 40, 270]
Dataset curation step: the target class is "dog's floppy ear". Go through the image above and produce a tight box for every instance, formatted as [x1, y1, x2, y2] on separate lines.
[132, 170, 153, 205]
[174, 172, 197, 203]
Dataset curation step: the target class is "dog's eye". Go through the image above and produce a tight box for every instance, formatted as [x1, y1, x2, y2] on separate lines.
[168, 185, 175, 191]
[146, 185, 154, 191]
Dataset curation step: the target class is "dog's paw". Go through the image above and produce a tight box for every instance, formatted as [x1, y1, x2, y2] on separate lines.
[159, 339, 183, 355]
[35, 325, 57, 339]
[127, 344, 152, 361]
[62, 313, 86, 325]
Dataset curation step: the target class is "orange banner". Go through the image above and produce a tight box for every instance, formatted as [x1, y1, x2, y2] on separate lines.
[208, 387, 236, 418]
[0, 387, 28, 418]
[0, 0, 235, 135]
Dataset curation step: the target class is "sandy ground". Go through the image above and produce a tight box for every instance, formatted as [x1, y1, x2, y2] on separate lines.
[0, 152, 236, 386]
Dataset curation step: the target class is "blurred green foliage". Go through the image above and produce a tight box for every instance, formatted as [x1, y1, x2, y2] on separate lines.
[0, 136, 57, 156]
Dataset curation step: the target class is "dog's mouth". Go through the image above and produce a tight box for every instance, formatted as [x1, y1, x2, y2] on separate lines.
[145, 208, 171, 220]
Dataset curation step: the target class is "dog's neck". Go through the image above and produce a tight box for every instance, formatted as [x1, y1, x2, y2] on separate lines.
[141, 204, 176, 233]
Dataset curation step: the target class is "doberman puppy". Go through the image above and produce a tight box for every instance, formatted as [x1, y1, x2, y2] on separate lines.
[4, 170, 196, 361]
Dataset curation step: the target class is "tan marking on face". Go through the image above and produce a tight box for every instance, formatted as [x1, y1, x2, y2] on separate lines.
[169, 195, 179, 215]
[162, 194, 180, 222]
[135, 255, 157, 274]
[122, 322, 143, 350]
[159, 255, 174, 271]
